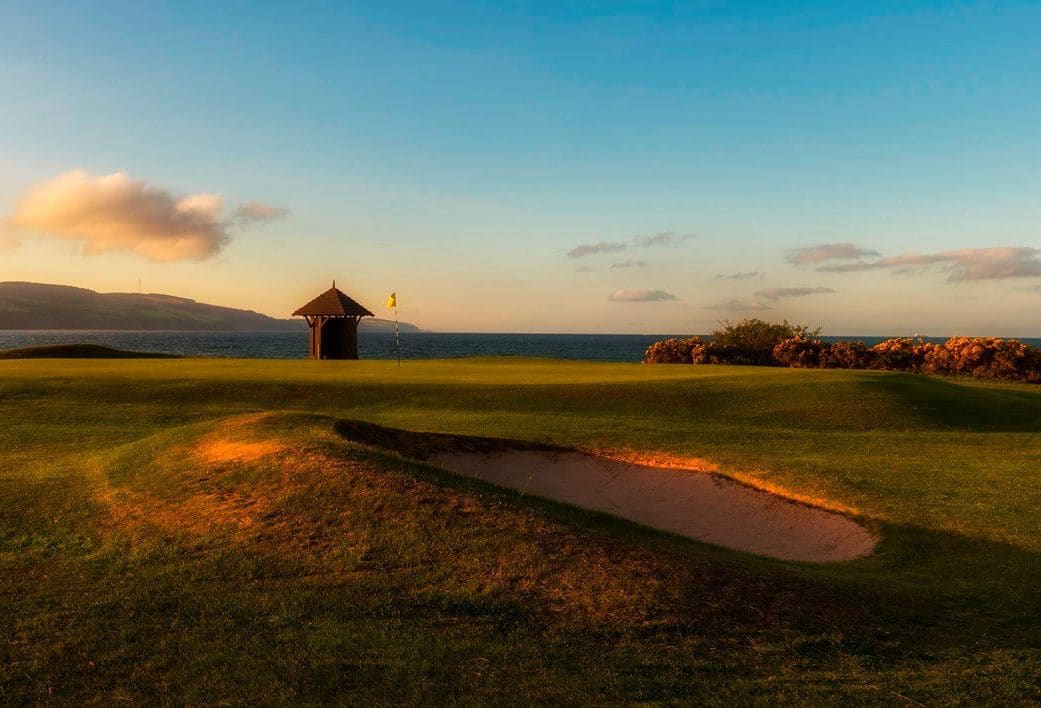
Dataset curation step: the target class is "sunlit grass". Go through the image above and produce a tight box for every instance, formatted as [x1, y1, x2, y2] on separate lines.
[2, 357, 1040, 702]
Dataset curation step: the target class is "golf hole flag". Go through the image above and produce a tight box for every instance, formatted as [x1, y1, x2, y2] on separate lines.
[387, 293, 400, 365]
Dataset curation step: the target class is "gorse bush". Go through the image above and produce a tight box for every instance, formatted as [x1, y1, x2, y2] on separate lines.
[869, 337, 936, 373]
[922, 337, 1041, 383]
[822, 340, 873, 369]
[772, 336, 828, 369]
[643, 336, 703, 364]
[645, 320, 1041, 384]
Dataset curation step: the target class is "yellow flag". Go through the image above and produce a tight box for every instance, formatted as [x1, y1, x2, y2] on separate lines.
[386, 292, 396, 308]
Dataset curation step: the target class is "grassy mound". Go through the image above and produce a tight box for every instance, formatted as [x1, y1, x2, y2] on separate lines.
[0, 343, 178, 359]
[2, 359, 1041, 701]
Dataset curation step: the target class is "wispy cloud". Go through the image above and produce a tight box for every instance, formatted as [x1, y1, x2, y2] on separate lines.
[704, 299, 773, 311]
[4, 169, 285, 262]
[608, 289, 678, 302]
[233, 201, 289, 223]
[714, 270, 764, 280]
[633, 230, 696, 248]
[787, 242, 879, 265]
[568, 241, 627, 258]
[610, 260, 647, 269]
[574, 266, 595, 273]
[754, 286, 837, 301]
[568, 230, 695, 258]
[817, 247, 1041, 281]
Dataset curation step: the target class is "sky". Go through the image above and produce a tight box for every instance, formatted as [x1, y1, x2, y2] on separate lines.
[1, 0, 1040, 335]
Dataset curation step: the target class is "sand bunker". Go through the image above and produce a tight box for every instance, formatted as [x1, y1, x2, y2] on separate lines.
[334, 421, 876, 563]
[429, 450, 876, 562]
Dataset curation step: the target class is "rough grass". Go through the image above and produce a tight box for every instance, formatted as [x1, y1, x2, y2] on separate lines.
[0, 343, 177, 359]
[2, 358, 1041, 702]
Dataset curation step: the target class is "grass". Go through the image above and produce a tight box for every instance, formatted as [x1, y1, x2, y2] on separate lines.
[0, 343, 177, 359]
[2, 357, 1040, 702]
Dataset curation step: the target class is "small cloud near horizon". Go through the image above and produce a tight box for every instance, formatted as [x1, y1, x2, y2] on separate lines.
[705, 299, 774, 311]
[568, 241, 627, 258]
[817, 247, 1041, 281]
[714, 270, 764, 280]
[787, 242, 879, 265]
[608, 289, 678, 302]
[633, 230, 696, 248]
[754, 286, 837, 301]
[233, 201, 290, 223]
[610, 260, 647, 269]
[4, 170, 286, 263]
[568, 229, 695, 258]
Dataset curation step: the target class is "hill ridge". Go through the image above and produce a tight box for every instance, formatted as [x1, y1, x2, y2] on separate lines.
[0, 281, 419, 333]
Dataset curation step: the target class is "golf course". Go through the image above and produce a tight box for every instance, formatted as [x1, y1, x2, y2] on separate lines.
[2, 356, 1040, 703]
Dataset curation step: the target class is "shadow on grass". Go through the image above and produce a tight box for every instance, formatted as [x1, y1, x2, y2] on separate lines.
[334, 416, 1041, 654]
[862, 372, 1041, 431]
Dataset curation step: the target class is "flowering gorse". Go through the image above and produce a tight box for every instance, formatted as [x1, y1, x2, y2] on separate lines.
[645, 321, 1041, 384]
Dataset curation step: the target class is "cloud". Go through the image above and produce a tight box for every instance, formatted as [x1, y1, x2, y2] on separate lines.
[233, 201, 289, 223]
[754, 286, 837, 301]
[568, 241, 627, 258]
[633, 230, 695, 248]
[787, 243, 880, 265]
[704, 299, 773, 311]
[817, 247, 1041, 281]
[714, 270, 764, 280]
[5, 170, 235, 262]
[567, 230, 695, 258]
[574, 266, 594, 273]
[4, 170, 288, 262]
[608, 289, 678, 302]
[610, 260, 647, 269]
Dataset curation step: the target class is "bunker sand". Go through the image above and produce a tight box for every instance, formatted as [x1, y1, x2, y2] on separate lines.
[337, 421, 877, 563]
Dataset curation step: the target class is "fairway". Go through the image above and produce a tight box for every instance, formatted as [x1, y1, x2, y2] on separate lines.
[3, 357, 1041, 702]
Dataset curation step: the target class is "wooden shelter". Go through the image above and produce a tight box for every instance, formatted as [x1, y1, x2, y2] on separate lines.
[293, 283, 374, 359]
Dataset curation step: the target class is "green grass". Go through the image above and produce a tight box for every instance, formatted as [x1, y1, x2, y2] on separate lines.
[2, 357, 1041, 703]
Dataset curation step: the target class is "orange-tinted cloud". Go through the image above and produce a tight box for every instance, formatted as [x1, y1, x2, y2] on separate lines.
[5, 170, 285, 262]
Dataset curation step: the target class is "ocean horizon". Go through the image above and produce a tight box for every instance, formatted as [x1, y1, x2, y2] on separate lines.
[4, 330, 1041, 363]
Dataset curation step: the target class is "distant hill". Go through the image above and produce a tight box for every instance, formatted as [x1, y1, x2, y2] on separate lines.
[0, 282, 419, 333]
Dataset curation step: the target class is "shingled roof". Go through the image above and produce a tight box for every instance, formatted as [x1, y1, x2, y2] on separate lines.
[292, 285, 374, 317]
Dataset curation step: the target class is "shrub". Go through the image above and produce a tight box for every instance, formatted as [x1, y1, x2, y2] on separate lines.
[924, 336, 1038, 382]
[708, 319, 821, 367]
[869, 338, 936, 372]
[645, 324, 1041, 384]
[689, 341, 757, 365]
[773, 336, 830, 368]
[821, 340, 874, 369]
[643, 336, 702, 364]
[1026, 347, 1041, 384]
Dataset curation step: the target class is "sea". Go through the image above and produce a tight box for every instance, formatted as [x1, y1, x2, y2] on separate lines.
[2, 330, 1040, 363]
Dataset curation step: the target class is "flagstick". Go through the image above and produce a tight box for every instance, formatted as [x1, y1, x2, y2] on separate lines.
[394, 303, 400, 367]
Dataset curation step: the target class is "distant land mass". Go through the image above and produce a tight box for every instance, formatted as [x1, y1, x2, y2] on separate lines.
[0, 282, 420, 333]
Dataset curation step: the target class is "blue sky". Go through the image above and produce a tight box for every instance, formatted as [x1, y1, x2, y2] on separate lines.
[2, 1, 1040, 333]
